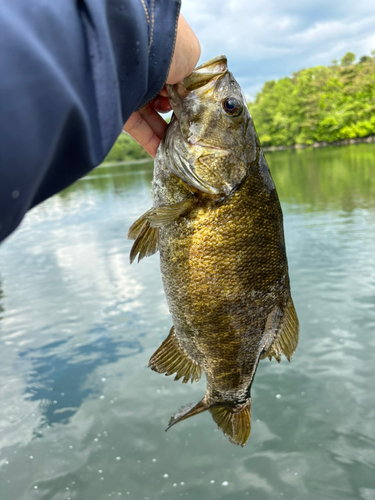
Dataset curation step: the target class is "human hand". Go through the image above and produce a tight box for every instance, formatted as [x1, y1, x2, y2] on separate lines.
[123, 14, 200, 158]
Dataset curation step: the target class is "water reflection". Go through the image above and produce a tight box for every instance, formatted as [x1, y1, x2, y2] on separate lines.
[19, 334, 143, 426]
[0, 276, 4, 320]
[0, 145, 374, 500]
[266, 144, 375, 211]
[61, 161, 154, 200]
[55, 145, 375, 212]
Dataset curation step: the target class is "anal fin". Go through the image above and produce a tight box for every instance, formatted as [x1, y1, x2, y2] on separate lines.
[260, 297, 299, 362]
[149, 326, 202, 384]
[210, 400, 251, 447]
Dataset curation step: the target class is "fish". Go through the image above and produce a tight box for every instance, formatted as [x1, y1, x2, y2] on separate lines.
[127, 55, 299, 446]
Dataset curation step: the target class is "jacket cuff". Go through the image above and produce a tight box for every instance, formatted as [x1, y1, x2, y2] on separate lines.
[106, 0, 180, 122]
[138, 0, 181, 108]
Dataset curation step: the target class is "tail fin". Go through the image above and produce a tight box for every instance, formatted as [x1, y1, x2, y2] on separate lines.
[210, 400, 251, 447]
[166, 399, 209, 431]
[166, 397, 251, 447]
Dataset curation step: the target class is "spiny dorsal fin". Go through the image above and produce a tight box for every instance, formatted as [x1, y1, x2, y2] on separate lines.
[210, 400, 251, 447]
[149, 326, 202, 384]
[260, 298, 299, 362]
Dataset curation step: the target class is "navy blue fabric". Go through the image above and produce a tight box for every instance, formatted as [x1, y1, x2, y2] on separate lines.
[0, 0, 180, 242]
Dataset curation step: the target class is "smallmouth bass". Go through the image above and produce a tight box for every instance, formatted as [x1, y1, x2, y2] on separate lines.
[128, 55, 299, 446]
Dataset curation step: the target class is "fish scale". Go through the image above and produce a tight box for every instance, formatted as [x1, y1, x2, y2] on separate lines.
[128, 55, 299, 446]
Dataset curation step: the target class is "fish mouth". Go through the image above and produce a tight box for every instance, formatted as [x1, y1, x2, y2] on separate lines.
[183, 55, 228, 91]
[166, 55, 228, 117]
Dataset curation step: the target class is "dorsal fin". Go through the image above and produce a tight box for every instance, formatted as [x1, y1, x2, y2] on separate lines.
[260, 298, 299, 362]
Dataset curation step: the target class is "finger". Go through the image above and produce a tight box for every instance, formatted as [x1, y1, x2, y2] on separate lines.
[158, 87, 169, 97]
[154, 96, 172, 113]
[167, 14, 201, 85]
[123, 111, 161, 158]
[139, 103, 168, 139]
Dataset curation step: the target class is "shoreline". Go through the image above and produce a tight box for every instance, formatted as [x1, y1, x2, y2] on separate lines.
[263, 134, 375, 152]
[100, 135, 375, 167]
[100, 157, 153, 167]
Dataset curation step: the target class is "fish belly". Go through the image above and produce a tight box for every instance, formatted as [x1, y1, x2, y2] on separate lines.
[157, 173, 290, 392]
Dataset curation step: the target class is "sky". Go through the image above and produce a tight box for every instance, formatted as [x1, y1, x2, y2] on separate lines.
[181, 0, 375, 99]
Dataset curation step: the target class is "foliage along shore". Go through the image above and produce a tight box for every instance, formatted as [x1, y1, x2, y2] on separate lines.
[103, 51, 375, 163]
[249, 51, 375, 148]
[262, 134, 375, 152]
[103, 132, 150, 163]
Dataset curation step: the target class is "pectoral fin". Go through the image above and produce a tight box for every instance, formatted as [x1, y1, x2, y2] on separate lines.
[127, 212, 151, 241]
[145, 197, 198, 227]
[127, 198, 197, 264]
[210, 400, 251, 447]
[149, 326, 202, 384]
[128, 215, 159, 264]
[260, 298, 299, 362]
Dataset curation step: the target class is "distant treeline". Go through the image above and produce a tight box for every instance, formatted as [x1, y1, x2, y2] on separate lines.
[104, 132, 149, 163]
[103, 51, 375, 162]
[249, 52, 375, 147]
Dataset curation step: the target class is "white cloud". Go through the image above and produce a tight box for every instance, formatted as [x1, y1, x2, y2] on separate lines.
[181, 0, 375, 98]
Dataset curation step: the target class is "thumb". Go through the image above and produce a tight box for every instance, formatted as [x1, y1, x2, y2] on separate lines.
[166, 15, 201, 85]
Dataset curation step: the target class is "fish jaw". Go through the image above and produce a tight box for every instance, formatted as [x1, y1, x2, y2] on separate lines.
[166, 54, 228, 113]
[161, 55, 258, 200]
[183, 55, 228, 91]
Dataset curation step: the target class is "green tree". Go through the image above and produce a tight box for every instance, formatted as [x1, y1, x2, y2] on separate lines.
[249, 52, 375, 147]
[103, 131, 150, 163]
[341, 52, 356, 66]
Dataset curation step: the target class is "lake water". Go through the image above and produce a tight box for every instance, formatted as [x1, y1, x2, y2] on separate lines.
[0, 144, 374, 500]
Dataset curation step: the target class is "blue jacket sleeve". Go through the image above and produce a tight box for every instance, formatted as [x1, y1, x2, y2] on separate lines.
[0, 0, 180, 243]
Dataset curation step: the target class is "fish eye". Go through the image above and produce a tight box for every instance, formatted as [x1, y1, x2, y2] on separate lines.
[222, 97, 242, 116]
